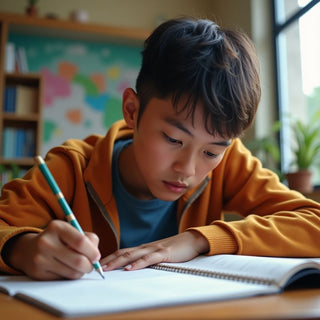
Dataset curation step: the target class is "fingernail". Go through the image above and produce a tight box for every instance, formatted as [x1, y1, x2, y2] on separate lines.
[125, 264, 132, 270]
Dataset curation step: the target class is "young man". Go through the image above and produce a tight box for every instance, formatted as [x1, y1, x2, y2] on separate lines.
[1, 17, 320, 280]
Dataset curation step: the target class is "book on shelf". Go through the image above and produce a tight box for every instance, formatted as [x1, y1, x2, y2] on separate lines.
[1, 254, 320, 317]
[3, 86, 16, 112]
[15, 85, 37, 115]
[5, 42, 15, 73]
[1, 127, 35, 159]
[15, 46, 29, 73]
[4, 44, 28, 73]
[3, 85, 37, 114]
[1, 127, 15, 158]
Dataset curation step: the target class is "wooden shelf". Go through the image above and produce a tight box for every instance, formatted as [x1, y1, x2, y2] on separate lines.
[2, 112, 40, 122]
[0, 11, 150, 44]
[0, 157, 35, 167]
[5, 72, 43, 83]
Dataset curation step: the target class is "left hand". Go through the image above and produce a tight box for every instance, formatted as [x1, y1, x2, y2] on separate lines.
[100, 230, 209, 271]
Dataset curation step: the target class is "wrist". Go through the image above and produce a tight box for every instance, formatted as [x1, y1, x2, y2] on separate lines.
[2, 233, 36, 271]
[187, 230, 209, 254]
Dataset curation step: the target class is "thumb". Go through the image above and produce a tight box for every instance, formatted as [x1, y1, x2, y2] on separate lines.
[84, 232, 100, 248]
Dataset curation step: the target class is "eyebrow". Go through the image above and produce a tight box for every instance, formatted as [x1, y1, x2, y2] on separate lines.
[165, 118, 232, 147]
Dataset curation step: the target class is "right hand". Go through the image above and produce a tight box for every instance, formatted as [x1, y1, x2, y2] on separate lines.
[4, 220, 101, 280]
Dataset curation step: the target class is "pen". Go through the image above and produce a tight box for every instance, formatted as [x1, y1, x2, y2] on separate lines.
[34, 155, 105, 279]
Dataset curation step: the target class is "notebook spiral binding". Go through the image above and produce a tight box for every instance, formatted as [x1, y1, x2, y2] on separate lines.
[150, 264, 277, 286]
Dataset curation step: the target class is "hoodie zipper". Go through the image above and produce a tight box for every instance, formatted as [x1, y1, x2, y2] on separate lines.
[86, 182, 120, 249]
[178, 176, 210, 231]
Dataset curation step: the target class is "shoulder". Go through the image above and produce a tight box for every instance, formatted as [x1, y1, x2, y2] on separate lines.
[221, 137, 257, 168]
[45, 134, 103, 166]
[214, 137, 279, 184]
[227, 138, 252, 154]
[62, 134, 104, 156]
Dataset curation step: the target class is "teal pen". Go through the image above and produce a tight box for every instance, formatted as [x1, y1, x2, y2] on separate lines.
[34, 155, 105, 279]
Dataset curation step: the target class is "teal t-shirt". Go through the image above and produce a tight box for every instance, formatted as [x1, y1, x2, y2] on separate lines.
[112, 139, 178, 248]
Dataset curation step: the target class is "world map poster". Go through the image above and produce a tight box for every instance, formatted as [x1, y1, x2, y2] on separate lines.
[9, 33, 142, 155]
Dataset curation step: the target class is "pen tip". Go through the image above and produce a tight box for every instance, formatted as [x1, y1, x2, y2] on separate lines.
[97, 267, 105, 279]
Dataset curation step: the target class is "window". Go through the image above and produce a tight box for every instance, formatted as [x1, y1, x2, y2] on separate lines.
[273, 0, 320, 186]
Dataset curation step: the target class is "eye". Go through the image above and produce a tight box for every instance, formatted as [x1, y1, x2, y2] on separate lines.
[163, 132, 182, 145]
[204, 150, 218, 158]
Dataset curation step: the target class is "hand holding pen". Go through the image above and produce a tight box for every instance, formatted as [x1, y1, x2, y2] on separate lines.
[35, 155, 105, 279]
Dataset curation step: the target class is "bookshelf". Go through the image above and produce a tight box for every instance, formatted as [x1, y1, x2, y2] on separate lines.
[0, 16, 44, 184]
[0, 73, 42, 166]
[0, 73, 42, 185]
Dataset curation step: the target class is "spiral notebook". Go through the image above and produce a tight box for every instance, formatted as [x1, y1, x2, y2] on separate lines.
[1, 254, 320, 317]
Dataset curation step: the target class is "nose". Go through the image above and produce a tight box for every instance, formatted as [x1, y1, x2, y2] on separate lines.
[172, 150, 196, 178]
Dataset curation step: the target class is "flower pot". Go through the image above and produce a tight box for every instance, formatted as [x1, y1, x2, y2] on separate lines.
[286, 170, 313, 194]
[26, 6, 38, 17]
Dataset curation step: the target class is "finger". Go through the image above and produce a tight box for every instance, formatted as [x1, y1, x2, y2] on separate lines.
[48, 220, 101, 263]
[31, 257, 86, 281]
[85, 232, 100, 247]
[26, 241, 86, 280]
[124, 250, 166, 271]
[101, 247, 151, 271]
[54, 246, 94, 275]
[50, 257, 87, 280]
[36, 227, 94, 276]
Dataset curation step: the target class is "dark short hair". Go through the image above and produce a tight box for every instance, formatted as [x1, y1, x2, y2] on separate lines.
[135, 17, 261, 138]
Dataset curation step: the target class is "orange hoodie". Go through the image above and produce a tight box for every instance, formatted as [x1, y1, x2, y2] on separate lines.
[1, 120, 320, 274]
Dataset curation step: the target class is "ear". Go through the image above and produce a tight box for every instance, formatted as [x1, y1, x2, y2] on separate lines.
[122, 88, 139, 129]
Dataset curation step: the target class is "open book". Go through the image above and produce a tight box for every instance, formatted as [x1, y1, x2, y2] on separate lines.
[1, 254, 320, 317]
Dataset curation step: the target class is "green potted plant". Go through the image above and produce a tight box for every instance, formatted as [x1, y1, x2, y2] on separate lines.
[25, 0, 39, 17]
[245, 121, 283, 181]
[286, 110, 320, 193]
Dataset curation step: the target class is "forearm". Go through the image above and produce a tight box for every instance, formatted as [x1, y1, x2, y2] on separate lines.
[225, 211, 320, 257]
[188, 225, 238, 255]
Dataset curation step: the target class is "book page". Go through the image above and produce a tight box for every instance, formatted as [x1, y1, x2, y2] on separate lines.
[158, 255, 320, 288]
[0, 266, 278, 317]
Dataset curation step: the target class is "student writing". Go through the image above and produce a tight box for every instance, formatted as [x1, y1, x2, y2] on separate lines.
[0, 17, 320, 280]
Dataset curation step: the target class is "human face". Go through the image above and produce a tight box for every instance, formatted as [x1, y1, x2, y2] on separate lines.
[121, 94, 231, 201]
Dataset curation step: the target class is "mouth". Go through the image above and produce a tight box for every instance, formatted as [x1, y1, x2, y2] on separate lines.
[163, 181, 188, 194]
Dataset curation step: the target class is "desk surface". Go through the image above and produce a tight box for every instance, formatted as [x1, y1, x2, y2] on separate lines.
[2, 289, 320, 320]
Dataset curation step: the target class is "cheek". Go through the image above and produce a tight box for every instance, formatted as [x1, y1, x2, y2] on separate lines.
[197, 157, 223, 178]
[148, 144, 171, 167]
[135, 135, 170, 169]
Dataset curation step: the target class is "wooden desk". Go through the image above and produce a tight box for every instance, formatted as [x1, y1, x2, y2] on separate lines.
[2, 289, 320, 320]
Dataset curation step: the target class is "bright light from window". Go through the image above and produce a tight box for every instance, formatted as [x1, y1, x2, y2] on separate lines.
[298, 0, 312, 6]
[299, 3, 320, 94]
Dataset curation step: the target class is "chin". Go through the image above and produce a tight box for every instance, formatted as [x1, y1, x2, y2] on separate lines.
[152, 191, 183, 202]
